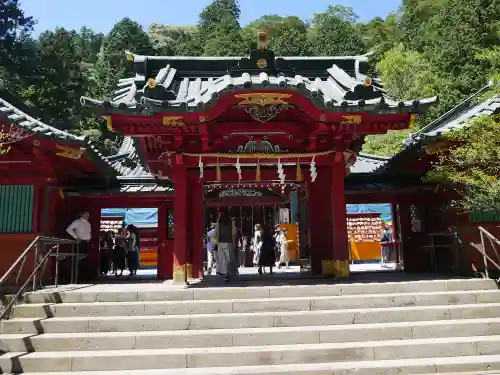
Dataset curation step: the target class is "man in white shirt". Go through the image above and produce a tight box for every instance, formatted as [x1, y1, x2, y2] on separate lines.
[66, 210, 92, 252]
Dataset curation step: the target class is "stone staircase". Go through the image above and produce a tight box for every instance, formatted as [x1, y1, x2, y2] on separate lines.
[1, 278, 500, 374]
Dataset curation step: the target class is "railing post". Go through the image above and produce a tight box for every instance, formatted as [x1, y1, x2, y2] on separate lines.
[32, 243, 39, 291]
[481, 231, 489, 278]
[55, 244, 60, 288]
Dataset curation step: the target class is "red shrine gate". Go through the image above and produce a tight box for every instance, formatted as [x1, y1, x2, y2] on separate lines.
[82, 35, 435, 281]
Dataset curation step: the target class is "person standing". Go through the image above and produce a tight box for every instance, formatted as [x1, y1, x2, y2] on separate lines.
[113, 228, 127, 277]
[126, 226, 139, 276]
[258, 223, 276, 275]
[66, 210, 92, 282]
[206, 223, 217, 276]
[126, 224, 140, 275]
[252, 224, 263, 267]
[277, 228, 290, 269]
[380, 223, 393, 268]
[215, 212, 236, 282]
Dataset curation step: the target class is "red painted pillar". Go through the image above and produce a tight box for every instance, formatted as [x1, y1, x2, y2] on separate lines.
[172, 155, 188, 283]
[157, 204, 169, 280]
[306, 166, 333, 275]
[330, 152, 349, 277]
[89, 205, 101, 281]
[189, 176, 204, 279]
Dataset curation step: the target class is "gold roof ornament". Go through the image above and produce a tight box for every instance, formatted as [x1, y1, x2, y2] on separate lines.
[257, 31, 268, 50]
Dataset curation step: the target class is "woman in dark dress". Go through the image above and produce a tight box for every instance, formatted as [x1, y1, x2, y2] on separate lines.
[113, 228, 127, 277]
[258, 224, 276, 275]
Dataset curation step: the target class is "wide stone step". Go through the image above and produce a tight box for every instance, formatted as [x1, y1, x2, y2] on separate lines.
[21, 278, 497, 304]
[1, 318, 500, 352]
[5, 355, 500, 375]
[2, 336, 500, 372]
[13, 290, 500, 319]
[3, 302, 500, 334]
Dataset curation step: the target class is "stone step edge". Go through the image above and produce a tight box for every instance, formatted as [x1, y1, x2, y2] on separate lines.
[21, 278, 498, 302]
[2, 317, 500, 340]
[16, 334, 500, 358]
[6, 354, 500, 375]
[6, 301, 500, 323]
[15, 289, 500, 309]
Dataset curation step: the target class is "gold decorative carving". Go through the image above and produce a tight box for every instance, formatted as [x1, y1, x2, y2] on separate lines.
[162, 116, 185, 127]
[235, 93, 292, 106]
[321, 260, 337, 276]
[103, 116, 113, 131]
[340, 115, 362, 125]
[55, 145, 84, 159]
[256, 58, 267, 69]
[147, 78, 157, 89]
[235, 93, 292, 123]
[0, 145, 11, 155]
[364, 76, 373, 87]
[409, 113, 418, 129]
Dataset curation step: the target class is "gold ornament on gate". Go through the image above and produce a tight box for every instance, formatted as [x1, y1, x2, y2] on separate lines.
[256, 58, 267, 69]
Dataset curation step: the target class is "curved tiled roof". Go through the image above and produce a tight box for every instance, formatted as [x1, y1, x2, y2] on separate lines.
[0, 89, 118, 180]
[81, 51, 436, 115]
[375, 84, 499, 174]
[103, 137, 153, 179]
[350, 152, 390, 174]
[0, 96, 84, 143]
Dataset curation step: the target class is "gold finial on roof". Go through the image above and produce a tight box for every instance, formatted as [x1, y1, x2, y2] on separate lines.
[257, 31, 268, 50]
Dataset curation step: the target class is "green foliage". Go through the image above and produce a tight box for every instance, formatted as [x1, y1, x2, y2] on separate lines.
[95, 18, 153, 98]
[362, 130, 411, 157]
[198, 0, 246, 56]
[149, 25, 202, 56]
[310, 5, 365, 56]
[426, 115, 500, 213]
[22, 28, 87, 129]
[360, 13, 402, 62]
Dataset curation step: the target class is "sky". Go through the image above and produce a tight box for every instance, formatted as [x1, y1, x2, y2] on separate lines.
[20, 0, 401, 36]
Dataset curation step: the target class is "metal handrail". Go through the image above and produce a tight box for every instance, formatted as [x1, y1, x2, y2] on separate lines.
[479, 226, 500, 246]
[0, 236, 76, 287]
[0, 245, 58, 320]
[470, 226, 500, 281]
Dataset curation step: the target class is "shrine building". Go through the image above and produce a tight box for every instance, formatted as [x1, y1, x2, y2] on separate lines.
[80, 35, 436, 282]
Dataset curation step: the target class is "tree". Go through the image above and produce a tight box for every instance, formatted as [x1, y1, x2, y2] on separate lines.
[310, 5, 365, 56]
[417, 0, 500, 96]
[198, 0, 246, 56]
[95, 18, 154, 98]
[243, 15, 312, 56]
[21, 28, 87, 129]
[149, 24, 202, 56]
[362, 44, 447, 156]
[426, 115, 500, 213]
[360, 13, 403, 62]
[0, 0, 34, 71]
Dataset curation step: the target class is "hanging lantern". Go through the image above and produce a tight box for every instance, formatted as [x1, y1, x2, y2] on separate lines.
[256, 158, 261, 181]
[310, 156, 317, 182]
[198, 155, 204, 181]
[216, 157, 221, 181]
[296, 158, 303, 182]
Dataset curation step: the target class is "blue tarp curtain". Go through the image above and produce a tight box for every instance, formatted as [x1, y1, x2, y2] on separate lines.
[101, 208, 158, 226]
[346, 204, 392, 223]
[102, 204, 392, 225]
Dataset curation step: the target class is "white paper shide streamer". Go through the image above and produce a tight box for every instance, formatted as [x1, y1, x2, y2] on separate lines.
[277, 158, 285, 185]
[198, 156, 204, 180]
[310, 156, 317, 182]
[236, 157, 242, 181]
